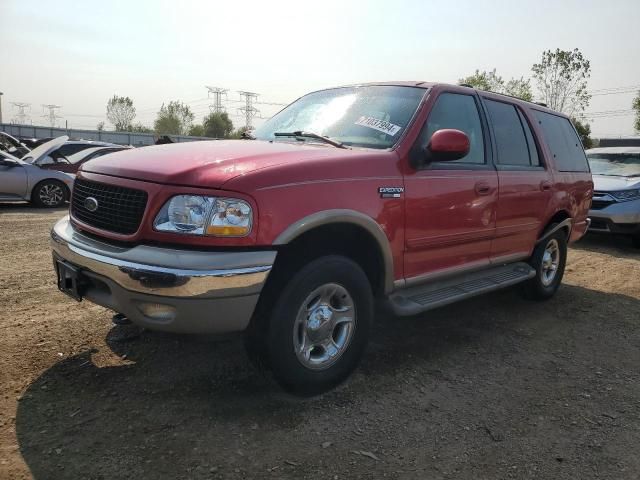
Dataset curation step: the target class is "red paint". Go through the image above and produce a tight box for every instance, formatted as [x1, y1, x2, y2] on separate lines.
[427, 129, 470, 158]
[72, 83, 593, 284]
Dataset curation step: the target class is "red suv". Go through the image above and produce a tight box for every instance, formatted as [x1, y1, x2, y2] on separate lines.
[50, 82, 593, 393]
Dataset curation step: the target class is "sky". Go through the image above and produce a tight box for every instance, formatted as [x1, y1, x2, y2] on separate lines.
[0, 0, 638, 137]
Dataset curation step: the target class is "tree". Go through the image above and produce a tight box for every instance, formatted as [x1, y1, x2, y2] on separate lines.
[531, 48, 591, 116]
[203, 112, 234, 138]
[572, 118, 593, 149]
[458, 69, 533, 101]
[229, 125, 253, 139]
[106, 95, 136, 131]
[130, 123, 153, 133]
[633, 92, 640, 133]
[96, 121, 105, 131]
[188, 124, 205, 137]
[154, 101, 195, 135]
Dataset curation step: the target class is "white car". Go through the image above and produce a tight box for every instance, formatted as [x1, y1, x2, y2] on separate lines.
[0, 136, 75, 207]
[587, 147, 640, 247]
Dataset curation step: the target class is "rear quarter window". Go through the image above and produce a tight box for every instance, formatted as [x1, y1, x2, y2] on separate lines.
[533, 111, 589, 172]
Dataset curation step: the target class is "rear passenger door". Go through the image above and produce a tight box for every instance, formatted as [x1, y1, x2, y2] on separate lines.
[481, 98, 553, 261]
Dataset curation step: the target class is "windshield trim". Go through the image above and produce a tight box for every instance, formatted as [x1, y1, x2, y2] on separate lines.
[256, 85, 429, 152]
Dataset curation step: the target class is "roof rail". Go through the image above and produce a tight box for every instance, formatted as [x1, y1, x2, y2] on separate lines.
[459, 83, 474, 88]
[535, 102, 548, 107]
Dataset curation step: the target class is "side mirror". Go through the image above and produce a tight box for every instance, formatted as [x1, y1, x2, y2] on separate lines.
[0, 158, 18, 167]
[425, 129, 470, 162]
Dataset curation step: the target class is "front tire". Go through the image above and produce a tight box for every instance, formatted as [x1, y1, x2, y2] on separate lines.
[264, 255, 373, 395]
[32, 180, 68, 208]
[521, 229, 567, 300]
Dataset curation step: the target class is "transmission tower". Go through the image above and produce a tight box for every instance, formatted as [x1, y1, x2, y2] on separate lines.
[42, 104, 62, 127]
[237, 91, 259, 129]
[205, 86, 228, 113]
[11, 102, 31, 125]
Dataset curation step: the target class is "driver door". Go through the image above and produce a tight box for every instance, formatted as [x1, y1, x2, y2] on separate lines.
[403, 91, 498, 280]
[0, 154, 28, 199]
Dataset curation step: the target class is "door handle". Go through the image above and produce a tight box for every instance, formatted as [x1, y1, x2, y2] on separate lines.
[540, 180, 552, 191]
[475, 181, 491, 196]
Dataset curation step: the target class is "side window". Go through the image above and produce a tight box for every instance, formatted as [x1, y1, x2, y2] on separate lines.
[517, 109, 540, 166]
[485, 99, 531, 166]
[533, 111, 589, 172]
[420, 93, 485, 164]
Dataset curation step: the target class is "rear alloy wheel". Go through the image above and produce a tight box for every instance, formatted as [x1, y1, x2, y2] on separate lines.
[33, 180, 67, 208]
[521, 229, 567, 300]
[264, 255, 373, 394]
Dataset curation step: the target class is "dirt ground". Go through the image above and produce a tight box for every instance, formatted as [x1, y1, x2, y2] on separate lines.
[1, 204, 639, 480]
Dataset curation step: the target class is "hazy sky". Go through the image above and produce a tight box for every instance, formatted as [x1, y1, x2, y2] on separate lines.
[1, 0, 638, 136]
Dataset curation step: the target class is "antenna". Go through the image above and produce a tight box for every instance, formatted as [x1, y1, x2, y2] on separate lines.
[42, 104, 62, 127]
[205, 86, 228, 114]
[11, 102, 32, 125]
[237, 91, 259, 129]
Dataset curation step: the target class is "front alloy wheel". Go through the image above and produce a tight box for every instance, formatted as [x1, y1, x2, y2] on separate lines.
[264, 255, 373, 394]
[33, 181, 67, 207]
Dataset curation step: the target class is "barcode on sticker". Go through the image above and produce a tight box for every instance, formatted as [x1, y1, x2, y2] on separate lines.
[355, 116, 402, 136]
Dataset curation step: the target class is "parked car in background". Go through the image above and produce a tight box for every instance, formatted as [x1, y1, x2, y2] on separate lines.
[50, 82, 592, 393]
[19, 137, 53, 149]
[586, 146, 640, 247]
[0, 132, 31, 157]
[0, 136, 75, 207]
[33, 145, 131, 174]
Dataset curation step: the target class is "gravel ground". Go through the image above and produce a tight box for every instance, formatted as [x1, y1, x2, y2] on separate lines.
[1, 205, 639, 480]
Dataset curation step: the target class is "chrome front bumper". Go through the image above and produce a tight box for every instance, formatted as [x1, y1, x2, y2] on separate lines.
[50, 216, 276, 333]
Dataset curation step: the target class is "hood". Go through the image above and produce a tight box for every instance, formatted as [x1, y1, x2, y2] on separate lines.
[81, 140, 381, 188]
[22, 135, 69, 163]
[592, 174, 640, 192]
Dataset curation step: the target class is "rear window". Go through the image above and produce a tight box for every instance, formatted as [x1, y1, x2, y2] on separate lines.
[533, 111, 589, 172]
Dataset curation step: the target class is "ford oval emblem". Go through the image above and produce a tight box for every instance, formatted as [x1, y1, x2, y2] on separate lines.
[84, 197, 99, 212]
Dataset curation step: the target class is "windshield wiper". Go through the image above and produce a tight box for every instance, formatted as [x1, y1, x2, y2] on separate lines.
[273, 131, 348, 149]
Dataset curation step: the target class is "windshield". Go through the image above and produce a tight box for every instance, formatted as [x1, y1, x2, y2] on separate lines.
[587, 153, 640, 177]
[254, 86, 426, 149]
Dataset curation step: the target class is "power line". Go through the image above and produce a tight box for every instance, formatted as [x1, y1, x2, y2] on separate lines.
[237, 91, 260, 129]
[11, 102, 31, 125]
[42, 104, 62, 127]
[205, 86, 228, 113]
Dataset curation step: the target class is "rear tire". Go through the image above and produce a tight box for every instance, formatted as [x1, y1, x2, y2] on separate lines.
[32, 180, 68, 208]
[521, 229, 567, 300]
[262, 255, 373, 395]
[522, 230, 567, 300]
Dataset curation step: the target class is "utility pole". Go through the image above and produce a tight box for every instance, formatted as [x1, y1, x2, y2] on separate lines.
[237, 91, 259, 130]
[205, 86, 228, 114]
[42, 104, 62, 128]
[11, 102, 31, 125]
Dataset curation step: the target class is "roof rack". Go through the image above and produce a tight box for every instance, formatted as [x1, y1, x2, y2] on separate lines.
[535, 102, 548, 107]
[459, 83, 474, 88]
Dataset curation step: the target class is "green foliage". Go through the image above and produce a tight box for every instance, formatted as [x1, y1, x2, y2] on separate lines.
[96, 121, 105, 131]
[106, 95, 136, 131]
[571, 118, 593, 149]
[532, 48, 591, 115]
[633, 92, 640, 133]
[188, 124, 205, 137]
[203, 112, 234, 138]
[228, 125, 252, 139]
[154, 101, 195, 136]
[130, 123, 153, 133]
[458, 69, 533, 101]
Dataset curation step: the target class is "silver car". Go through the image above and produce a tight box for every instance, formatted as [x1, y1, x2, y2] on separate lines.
[587, 146, 640, 247]
[0, 136, 75, 207]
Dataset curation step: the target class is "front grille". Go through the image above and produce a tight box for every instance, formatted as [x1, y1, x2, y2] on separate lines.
[71, 178, 148, 235]
[589, 218, 609, 230]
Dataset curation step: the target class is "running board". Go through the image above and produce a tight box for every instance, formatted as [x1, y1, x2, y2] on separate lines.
[388, 262, 535, 316]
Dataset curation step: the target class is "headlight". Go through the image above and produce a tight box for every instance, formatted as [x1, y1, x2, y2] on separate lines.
[154, 195, 252, 237]
[611, 189, 640, 202]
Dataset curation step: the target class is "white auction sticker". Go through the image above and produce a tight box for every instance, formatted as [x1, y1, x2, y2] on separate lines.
[355, 116, 402, 136]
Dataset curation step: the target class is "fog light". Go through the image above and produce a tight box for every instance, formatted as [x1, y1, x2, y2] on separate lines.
[136, 302, 176, 322]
